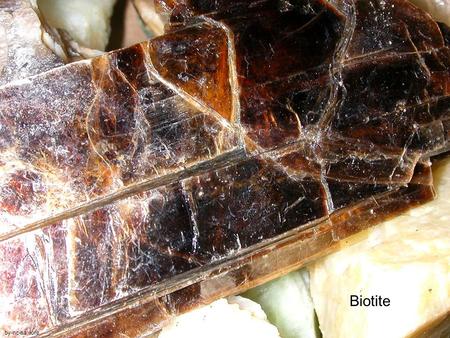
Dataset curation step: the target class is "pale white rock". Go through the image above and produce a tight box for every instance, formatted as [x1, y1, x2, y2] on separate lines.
[309, 158, 450, 338]
[243, 269, 320, 338]
[37, 0, 116, 51]
[158, 296, 280, 338]
[133, 0, 166, 36]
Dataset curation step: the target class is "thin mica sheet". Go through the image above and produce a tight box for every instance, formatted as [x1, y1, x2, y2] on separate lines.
[0, 0, 449, 336]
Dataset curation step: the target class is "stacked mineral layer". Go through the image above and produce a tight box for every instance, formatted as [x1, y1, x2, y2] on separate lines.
[0, 0, 449, 336]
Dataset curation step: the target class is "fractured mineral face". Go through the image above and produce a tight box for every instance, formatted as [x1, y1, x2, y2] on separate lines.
[0, 41, 241, 235]
[155, 0, 450, 179]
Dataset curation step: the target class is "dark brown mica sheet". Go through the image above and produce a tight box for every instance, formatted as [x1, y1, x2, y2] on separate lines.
[74, 177, 436, 338]
[149, 23, 234, 120]
[0, 155, 435, 336]
[0, 0, 449, 336]
[156, 0, 450, 182]
[0, 43, 240, 235]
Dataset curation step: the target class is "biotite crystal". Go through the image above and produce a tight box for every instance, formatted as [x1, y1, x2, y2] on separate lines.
[0, 0, 448, 336]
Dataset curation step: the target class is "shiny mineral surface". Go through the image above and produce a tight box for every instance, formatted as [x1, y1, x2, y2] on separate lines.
[0, 0, 448, 336]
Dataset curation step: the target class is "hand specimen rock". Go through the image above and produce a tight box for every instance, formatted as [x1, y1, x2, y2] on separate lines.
[0, 0, 448, 336]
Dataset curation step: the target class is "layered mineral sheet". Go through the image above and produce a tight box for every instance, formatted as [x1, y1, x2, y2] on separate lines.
[154, 0, 450, 180]
[0, 159, 435, 335]
[0, 41, 241, 236]
[0, 0, 449, 336]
